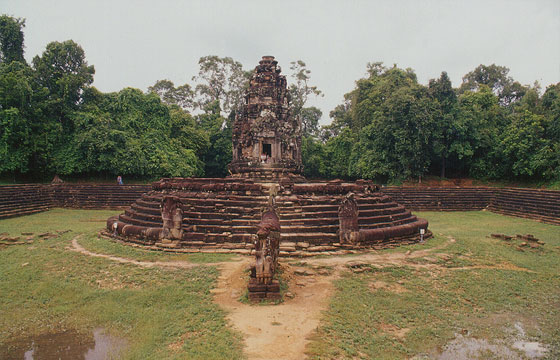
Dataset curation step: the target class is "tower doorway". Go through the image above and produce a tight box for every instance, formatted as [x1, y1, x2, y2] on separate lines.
[262, 143, 272, 157]
[261, 142, 272, 163]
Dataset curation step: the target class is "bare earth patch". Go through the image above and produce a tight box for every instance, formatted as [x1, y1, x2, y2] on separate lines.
[369, 280, 408, 293]
[212, 259, 337, 360]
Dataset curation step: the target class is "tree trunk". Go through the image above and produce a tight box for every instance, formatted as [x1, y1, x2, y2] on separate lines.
[441, 156, 446, 179]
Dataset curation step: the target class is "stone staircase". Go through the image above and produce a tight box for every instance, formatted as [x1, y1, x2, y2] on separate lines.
[109, 179, 428, 255]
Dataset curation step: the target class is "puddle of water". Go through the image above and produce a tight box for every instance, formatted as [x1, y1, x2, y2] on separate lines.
[0, 328, 127, 360]
[512, 340, 548, 358]
[437, 334, 521, 359]
[435, 321, 548, 360]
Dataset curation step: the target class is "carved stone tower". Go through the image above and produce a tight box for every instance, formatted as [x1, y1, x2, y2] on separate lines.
[228, 56, 302, 180]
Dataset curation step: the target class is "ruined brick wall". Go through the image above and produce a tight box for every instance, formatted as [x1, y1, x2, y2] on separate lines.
[381, 187, 494, 211]
[488, 188, 560, 225]
[51, 184, 151, 209]
[0, 184, 52, 219]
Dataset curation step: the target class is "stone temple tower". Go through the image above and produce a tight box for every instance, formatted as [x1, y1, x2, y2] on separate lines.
[228, 56, 303, 180]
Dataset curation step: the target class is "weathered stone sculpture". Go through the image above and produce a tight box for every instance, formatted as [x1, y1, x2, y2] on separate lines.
[160, 195, 183, 240]
[248, 197, 281, 301]
[338, 192, 359, 244]
[229, 56, 302, 180]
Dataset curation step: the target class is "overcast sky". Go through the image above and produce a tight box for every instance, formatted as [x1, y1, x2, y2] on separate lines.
[2, 0, 559, 124]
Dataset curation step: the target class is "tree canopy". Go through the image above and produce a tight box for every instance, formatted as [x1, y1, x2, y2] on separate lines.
[0, 14, 558, 185]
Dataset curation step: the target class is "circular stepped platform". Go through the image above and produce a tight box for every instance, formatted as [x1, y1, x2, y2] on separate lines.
[105, 178, 430, 256]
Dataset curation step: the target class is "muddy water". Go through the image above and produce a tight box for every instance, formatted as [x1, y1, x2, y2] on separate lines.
[436, 322, 548, 360]
[0, 328, 127, 360]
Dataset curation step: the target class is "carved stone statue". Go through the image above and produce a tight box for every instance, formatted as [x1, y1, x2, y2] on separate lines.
[160, 195, 183, 240]
[338, 192, 359, 244]
[254, 204, 280, 284]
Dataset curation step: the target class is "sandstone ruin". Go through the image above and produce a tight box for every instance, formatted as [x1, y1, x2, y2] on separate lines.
[105, 56, 431, 259]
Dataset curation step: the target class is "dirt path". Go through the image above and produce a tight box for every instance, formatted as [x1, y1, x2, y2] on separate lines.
[69, 235, 221, 269]
[213, 259, 337, 360]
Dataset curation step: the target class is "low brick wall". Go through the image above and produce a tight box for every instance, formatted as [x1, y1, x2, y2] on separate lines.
[0, 184, 52, 219]
[51, 184, 151, 209]
[488, 188, 560, 225]
[0, 183, 150, 219]
[0, 184, 558, 225]
[381, 187, 494, 211]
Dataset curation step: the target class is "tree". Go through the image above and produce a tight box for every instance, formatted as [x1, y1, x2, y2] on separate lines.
[196, 105, 232, 177]
[0, 60, 33, 174]
[428, 71, 457, 178]
[32, 40, 95, 112]
[456, 86, 507, 179]
[460, 64, 527, 106]
[300, 106, 322, 137]
[288, 60, 323, 137]
[192, 56, 250, 116]
[334, 64, 436, 182]
[0, 15, 25, 64]
[148, 79, 194, 110]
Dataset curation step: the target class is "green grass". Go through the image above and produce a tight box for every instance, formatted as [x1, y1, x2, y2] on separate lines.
[306, 211, 560, 359]
[0, 209, 244, 359]
[2, 209, 559, 359]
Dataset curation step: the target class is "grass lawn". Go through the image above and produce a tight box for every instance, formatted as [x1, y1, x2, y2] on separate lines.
[0, 209, 243, 359]
[306, 211, 560, 359]
[0, 209, 559, 359]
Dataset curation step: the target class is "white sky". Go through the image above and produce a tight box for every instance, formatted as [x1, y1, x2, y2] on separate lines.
[2, 0, 559, 124]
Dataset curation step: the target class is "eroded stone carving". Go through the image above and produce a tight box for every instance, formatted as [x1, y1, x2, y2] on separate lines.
[160, 195, 183, 240]
[248, 194, 281, 301]
[338, 192, 359, 244]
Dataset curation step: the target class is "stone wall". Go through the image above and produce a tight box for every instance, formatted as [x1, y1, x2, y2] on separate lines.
[51, 184, 150, 209]
[381, 186, 560, 225]
[0, 184, 559, 225]
[0, 184, 52, 219]
[488, 188, 560, 225]
[0, 184, 150, 218]
[381, 187, 494, 211]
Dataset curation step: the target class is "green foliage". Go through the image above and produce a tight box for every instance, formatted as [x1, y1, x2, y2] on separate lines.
[192, 55, 250, 116]
[347, 66, 436, 181]
[301, 135, 326, 178]
[148, 79, 194, 110]
[319, 62, 559, 183]
[0, 15, 25, 64]
[196, 105, 232, 177]
[289, 60, 323, 137]
[0, 15, 558, 184]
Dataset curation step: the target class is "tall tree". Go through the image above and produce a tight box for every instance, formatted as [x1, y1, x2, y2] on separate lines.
[148, 79, 194, 110]
[192, 56, 250, 116]
[341, 65, 436, 182]
[0, 15, 25, 64]
[32, 40, 95, 112]
[460, 64, 527, 106]
[428, 71, 457, 178]
[288, 60, 323, 137]
[0, 61, 33, 174]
